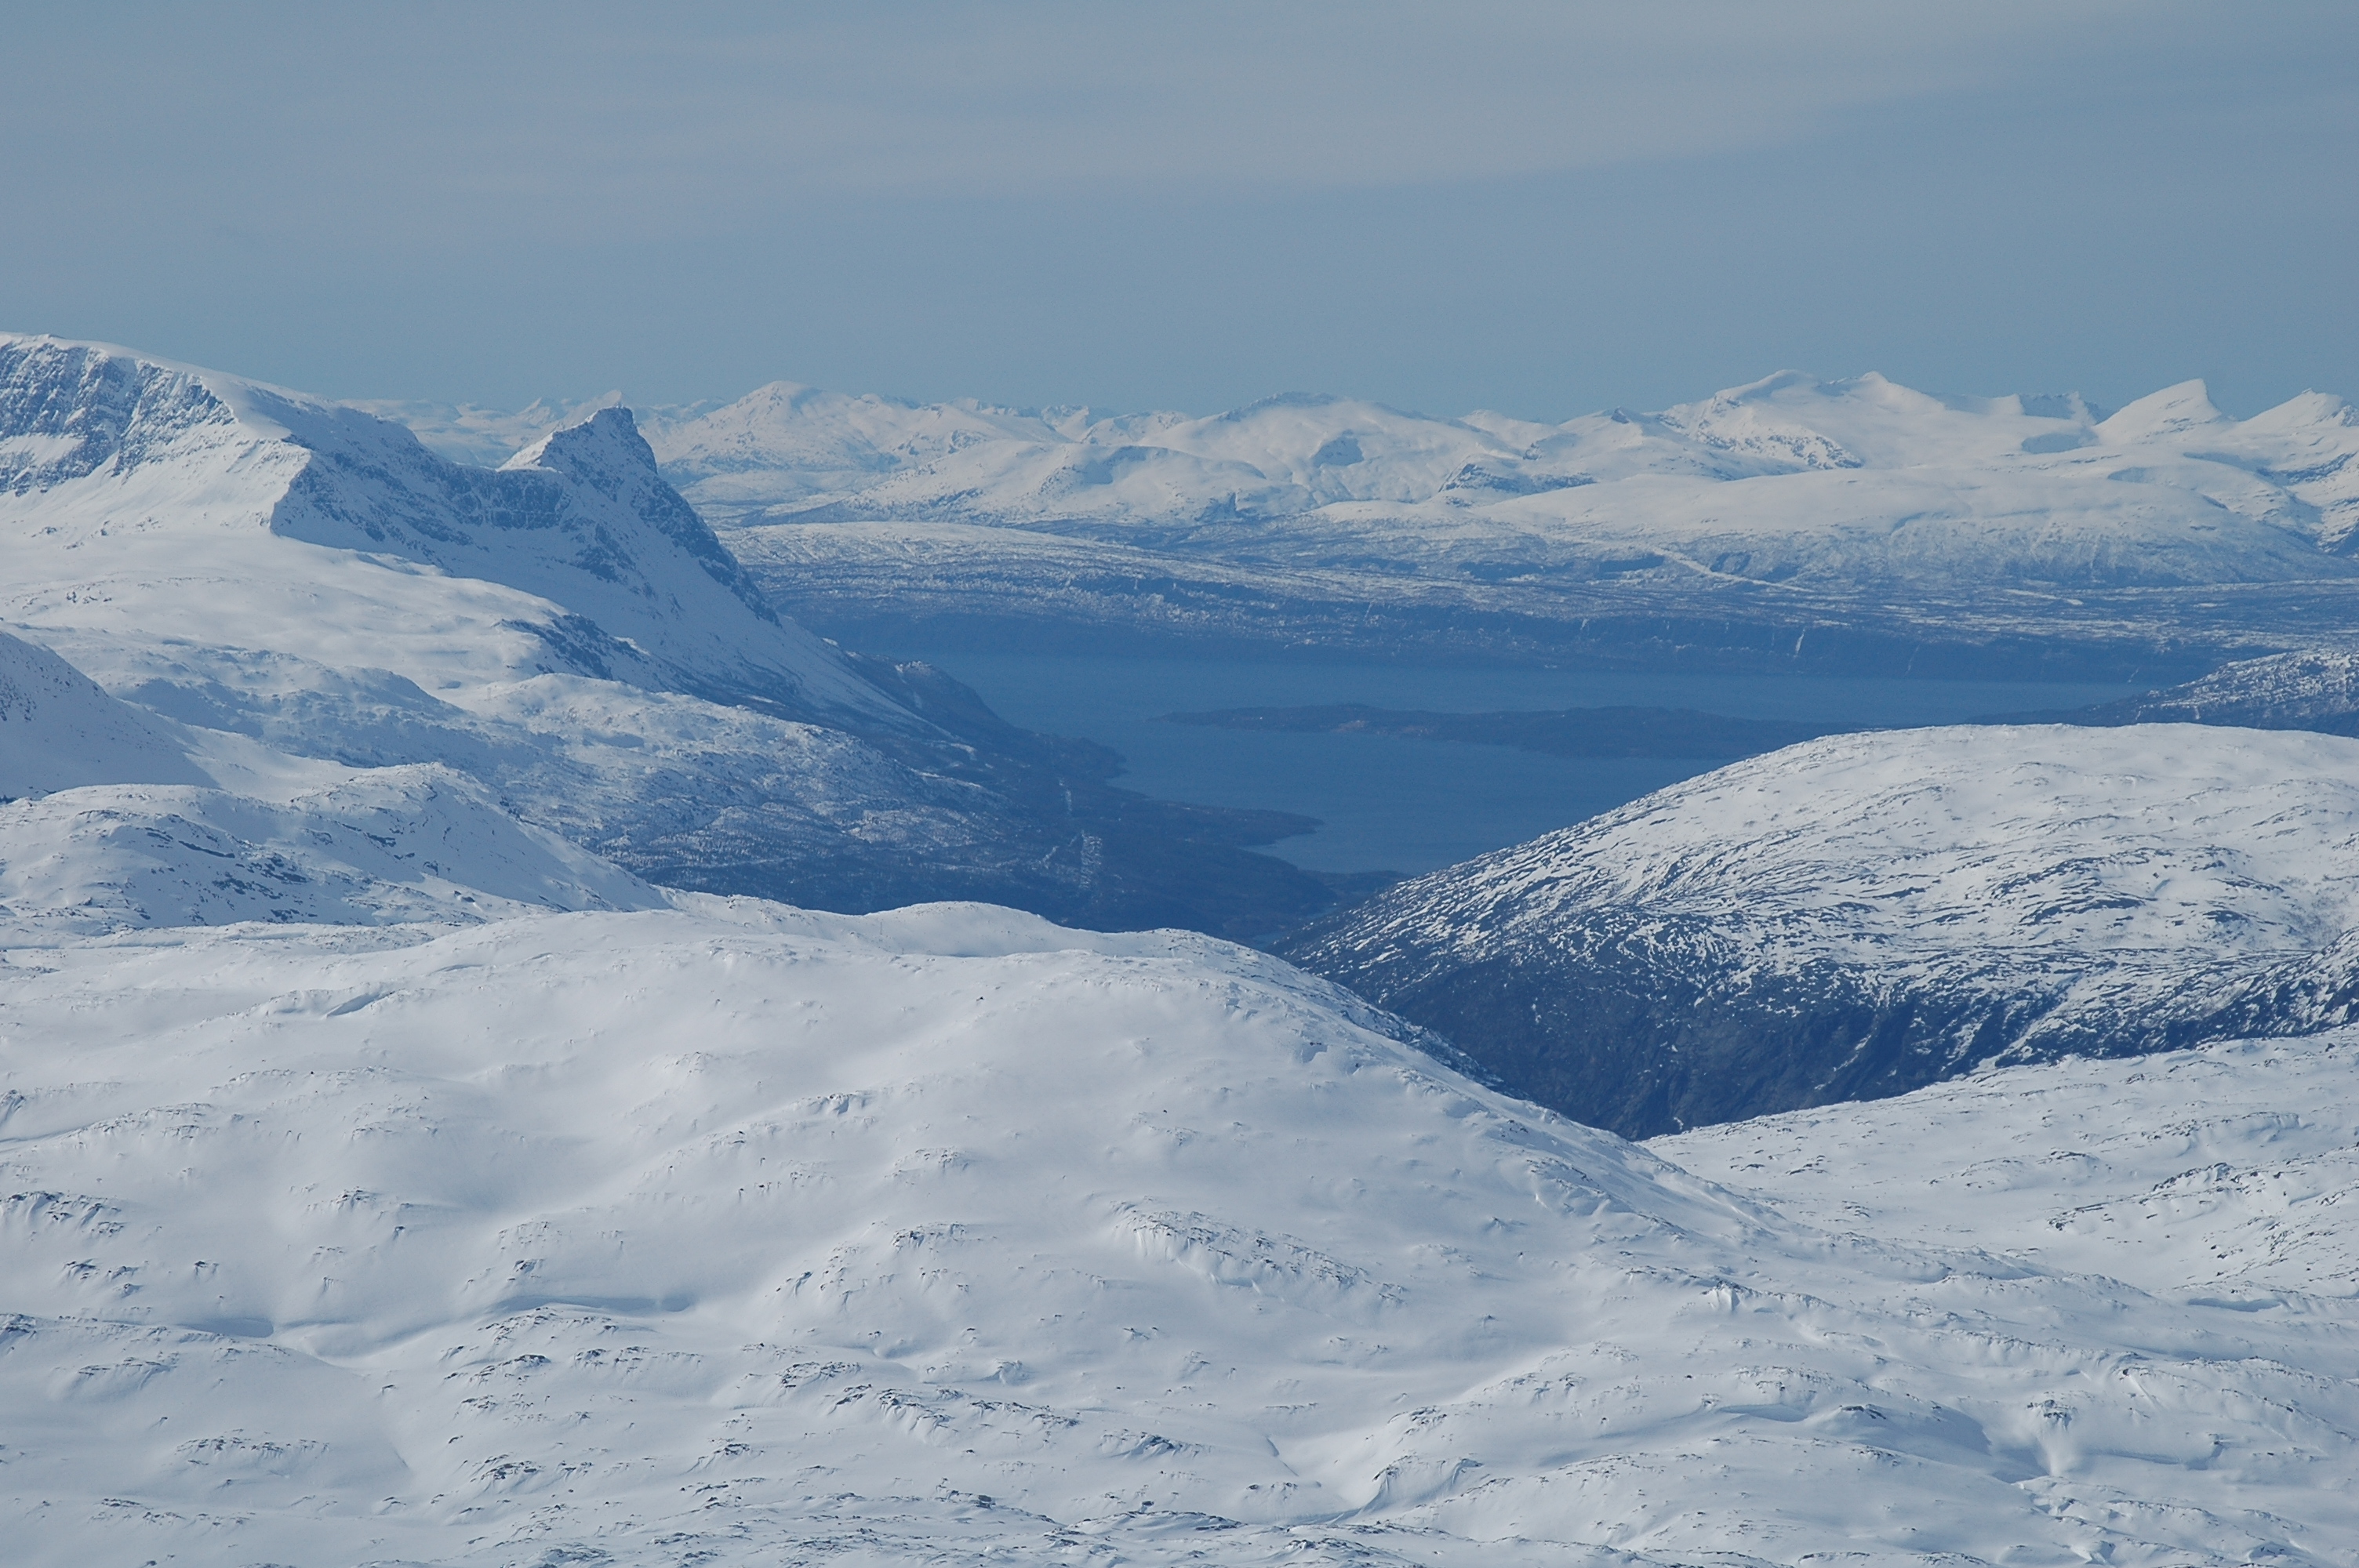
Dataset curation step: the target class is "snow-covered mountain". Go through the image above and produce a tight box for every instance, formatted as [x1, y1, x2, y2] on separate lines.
[605, 369, 2359, 677]
[6, 895, 2357, 1566]
[347, 390, 632, 470]
[7, 371, 2359, 1562]
[1283, 723, 2359, 1137]
[0, 336, 895, 719]
[0, 336, 1342, 931]
[0, 626, 658, 934]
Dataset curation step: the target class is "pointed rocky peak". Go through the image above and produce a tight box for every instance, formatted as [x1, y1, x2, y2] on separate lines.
[503, 402, 656, 481]
[497, 405, 779, 625]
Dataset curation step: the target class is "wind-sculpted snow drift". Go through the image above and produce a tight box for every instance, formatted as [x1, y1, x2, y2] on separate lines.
[0, 335, 1339, 933]
[1285, 723, 2359, 1137]
[611, 369, 2359, 676]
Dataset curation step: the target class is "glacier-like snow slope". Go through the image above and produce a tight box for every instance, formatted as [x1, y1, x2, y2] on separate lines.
[5, 902, 2357, 1567]
[1284, 723, 2359, 1138]
[649, 370, 2359, 596]
[0, 625, 210, 799]
[0, 336, 1219, 917]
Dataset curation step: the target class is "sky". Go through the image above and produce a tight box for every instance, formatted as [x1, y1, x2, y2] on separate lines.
[2, 2, 2353, 421]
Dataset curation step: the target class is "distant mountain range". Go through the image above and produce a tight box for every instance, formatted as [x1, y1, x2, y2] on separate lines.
[393, 367, 2359, 680]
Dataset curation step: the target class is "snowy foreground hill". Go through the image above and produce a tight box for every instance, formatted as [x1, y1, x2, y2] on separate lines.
[0, 334, 1341, 934]
[567, 368, 2359, 677]
[1286, 723, 2359, 1137]
[6, 905, 2359, 1565]
[0, 623, 2354, 1563]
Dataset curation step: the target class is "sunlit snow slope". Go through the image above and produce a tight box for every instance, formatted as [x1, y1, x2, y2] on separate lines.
[0, 625, 660, 934]
[0, 624, 210, 799]
[5, 904, 2357, 1567]
[2, 549, 2356, 1563]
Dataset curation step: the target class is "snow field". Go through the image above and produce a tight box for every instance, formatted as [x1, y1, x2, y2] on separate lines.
[1, 904, 2354, 1565]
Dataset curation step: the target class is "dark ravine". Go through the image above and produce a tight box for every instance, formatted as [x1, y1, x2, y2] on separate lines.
[1276, 916, 2359, 1138]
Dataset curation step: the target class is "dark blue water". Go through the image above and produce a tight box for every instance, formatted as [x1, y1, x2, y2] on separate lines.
[903, 651, 2142, 874]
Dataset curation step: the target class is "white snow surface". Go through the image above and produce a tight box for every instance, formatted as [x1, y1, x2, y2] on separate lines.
[1657, 1029, 2359, 1301]
[0, 334, 897, 723]
[347, 392, 631, 470]
[3, 899, 2357, 1567]
[2098, 646, 2359, 728]
[0, 765, 663, 936]
[626, 369, 2359, 593]
[0, 620, 663, 933]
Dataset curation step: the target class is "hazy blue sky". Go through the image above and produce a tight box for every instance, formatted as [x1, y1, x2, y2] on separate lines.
[3, 2, 2352, 419]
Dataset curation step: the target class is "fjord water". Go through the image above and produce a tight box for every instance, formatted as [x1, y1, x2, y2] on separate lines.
[894, 649, 2143, 873]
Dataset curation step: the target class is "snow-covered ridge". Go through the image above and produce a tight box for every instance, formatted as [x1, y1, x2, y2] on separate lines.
[1285, 722, 2359, 1136]
[0, 764, 663, 936]
[8, 343, 2359, 1560]
[0, 334, 896, 722]
[2062, 646, 2359, 734]
[0, 623, 660, 935]
[5, 336, 1324, 922]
